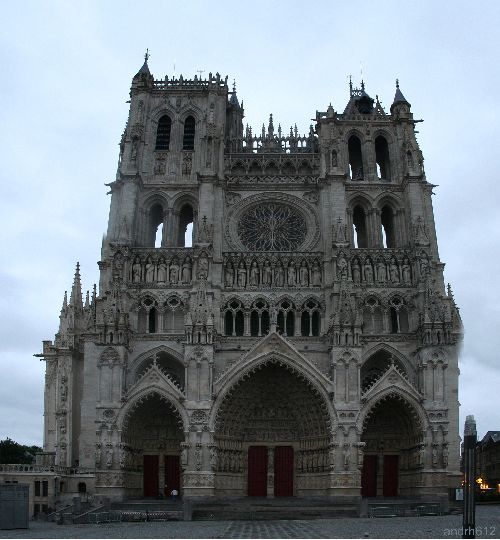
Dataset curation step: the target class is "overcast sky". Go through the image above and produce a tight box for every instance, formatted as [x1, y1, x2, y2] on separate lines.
[1, 0, 499, 446]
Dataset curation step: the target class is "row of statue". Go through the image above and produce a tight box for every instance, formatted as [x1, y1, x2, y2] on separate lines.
[338, 255, 413, 285]
[131, 255, 210, 283]
[224, 259, 322, 289]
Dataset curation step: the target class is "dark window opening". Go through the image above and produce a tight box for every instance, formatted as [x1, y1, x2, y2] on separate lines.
[390, 307, 399, 333]
[148, 307, 157, 333]
[286, 311, 295, 336]
[348, 136, 363, 180]
[78, 482, 87, 494]
[277, 312, 285, 334]
[42, 480, 48, 497]
[225, 312, 234, 335]
[149, 203, 164, 248]
[183, 115, 196, 150]
[250, 311, 259, 336]
[35, 481, 40, 496]
[178, 204, 194, 247]
[311, 311, 320, 336]
[381, 205, 396, 248]
[353, 205, 368, 248]
[261, 311, 270, 335]
[155, 115, 172, 150]
[375, 136, 391, 180]
[234, 311, 244, 336]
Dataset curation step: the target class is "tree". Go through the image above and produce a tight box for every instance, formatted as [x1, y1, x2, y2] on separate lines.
[0, 438, 42, 464]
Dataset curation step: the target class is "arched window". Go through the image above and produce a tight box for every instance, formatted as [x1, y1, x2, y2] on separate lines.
[155, 115, 172, 150]
[352, 205, 368, 248]
[301, 300, 321, 336]
[250, 300, 270, 337]
[163, 297, 184, 333]
[183, 115, 196, 150]
[135, 351, 185, 390]
[178, 204, 194, 247]
[363, 297, 383, 334]
[348, 135, 363, 180]
[375, 136, 391, 180]
[360, 350, 408, 393]
[138, 297, 158, 333]
[381, 205, 396, 248]
[223, 300, 244, 336]
[148, 203, 164, 247]
[78, 482, 87, 494]
[389, 297, 409, 333]
[277, 300, 295, 337]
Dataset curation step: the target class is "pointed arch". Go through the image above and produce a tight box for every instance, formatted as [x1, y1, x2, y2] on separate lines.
[361, 343, 414, 379]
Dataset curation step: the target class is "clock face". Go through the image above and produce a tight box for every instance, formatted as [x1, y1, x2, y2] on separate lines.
[237, 202, 307, 252]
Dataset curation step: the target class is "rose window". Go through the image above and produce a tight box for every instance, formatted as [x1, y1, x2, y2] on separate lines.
[237, 203, 307, 251]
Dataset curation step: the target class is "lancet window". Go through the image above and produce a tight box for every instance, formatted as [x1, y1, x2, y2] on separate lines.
[178, 204, 194, 247]
[250, 299, 270, 337]
[348, 135, 363, 180]
[138, 297, 158, 334]
[389, 296, 409, 333]
[155, 115, 172, 150]
[352, 205, 368, 248]
[183, 115, 196, 150]
[375, 135, 391, 180]
[148, 203, 164, 248]
[381, 205, 396, 248]
[224, 299, 245, 336]
[277, 300, 295, 337]
[300, 300, 321, 336]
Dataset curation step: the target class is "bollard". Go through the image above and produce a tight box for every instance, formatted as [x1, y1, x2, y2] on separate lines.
[463, 415, 476, 539]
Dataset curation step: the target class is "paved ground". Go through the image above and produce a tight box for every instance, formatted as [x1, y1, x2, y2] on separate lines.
[1, 506, 499, 539]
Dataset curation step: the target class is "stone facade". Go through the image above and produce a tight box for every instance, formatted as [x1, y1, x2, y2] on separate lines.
[36, 58, 463, 502]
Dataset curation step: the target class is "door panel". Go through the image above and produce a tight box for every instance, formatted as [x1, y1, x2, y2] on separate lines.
[143, 455, 159, 497]
[164, 455, 181, 495]
[248, 446, 268, 496]
[361, 454, 378, 497]
[383, 455, 399, 497]
[274, 446, 294, 497]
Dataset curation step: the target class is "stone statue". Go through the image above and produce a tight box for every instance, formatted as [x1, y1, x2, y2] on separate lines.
[402, 258, 411, 284]
[275, 263, 284, 287]
[390, 259, 399, 283]
[224, 262, 234, 287]
[106, 446, 113, 469]
[262, 261, 272, 286]
[249, 261, 259, 286]
[312, 261, 321, 286]
[145, 258, 155, 283]
[132, 258, 142, 282]
[169, 259, 179, 283]
[377, 260, 387, 283]
[352, 259, 361, 283]
[197, 255, 209, 279]
[442, 444, 449, 467]
[432, 445, 438, 467]
[364, 260, 374, 284]
[299, 260, 309, 286]
[337, 255, 348, 280]
[287, 261, 296, 286]
[95, 442, 102, 466]
[343, 444, 350, 471]
[181, 257, 192, 283]
[157, 258, 167, 282]
[420, 256, 429, 277]
[237, 261, 246, 288]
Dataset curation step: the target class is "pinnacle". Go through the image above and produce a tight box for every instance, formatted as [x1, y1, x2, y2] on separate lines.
[69, 261, 83, 310]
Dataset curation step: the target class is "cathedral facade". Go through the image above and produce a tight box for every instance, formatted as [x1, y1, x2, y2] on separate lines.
[38, 58, 463, 502]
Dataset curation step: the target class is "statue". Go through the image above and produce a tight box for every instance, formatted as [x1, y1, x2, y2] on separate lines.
[402, 258, 411, 284]
[299, 260, 309, 286]
[420, 256, 429, 277]
[312, 261, 321, 286]
[169, 259, 180, 283]
[287, 261, 296, 286]
[275, 262, 284, 287]
[237, 261, 246, 288]
[442, 444, 449, 467]
[249, 261, 259, 286]
[342, 444, 350, 471]
[157, 258, 167, 282]
[390, 259, 399, 283]
[181, 256, 192, 283]
[337, 255, 348, 280]
[132, 258, 142, 283]
[262, 261, 272, 286]
[377, 260, 387, 283]
[364, 260, 374, 284]
[352, 259, 361, 283]
[224, 262, 234, 287]
[145, 258, 155, 283]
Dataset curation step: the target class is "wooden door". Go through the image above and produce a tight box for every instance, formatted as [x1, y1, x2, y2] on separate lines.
[361, 454, 378, 497]
[164, 455, 181, 495]
[248, 446, 268, 496]
[274, 446, 294, 497]
[143, 455, 159, 497]
[383, 455, 399, 497]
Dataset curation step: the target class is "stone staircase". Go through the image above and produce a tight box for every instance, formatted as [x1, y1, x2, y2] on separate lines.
[190, 497, 360, 521]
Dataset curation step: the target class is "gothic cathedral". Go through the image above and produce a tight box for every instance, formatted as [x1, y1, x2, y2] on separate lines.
[40, 58, 463, 502]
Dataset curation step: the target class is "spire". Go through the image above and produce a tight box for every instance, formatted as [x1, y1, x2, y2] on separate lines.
[84, 290, 90, 310]
[229, 79, 240, 107]
[268, 114, 274, 137]
[392, 78, 411, 107]
[69, 262, 83, 310]
[61, 291, 68, 313]
[133, 50, 153, 82]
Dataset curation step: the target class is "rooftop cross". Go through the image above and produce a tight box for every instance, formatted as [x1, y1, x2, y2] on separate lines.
[144, 49, 150, 62]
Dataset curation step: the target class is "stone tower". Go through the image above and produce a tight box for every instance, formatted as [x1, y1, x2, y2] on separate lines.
[39, 58, 463, 503]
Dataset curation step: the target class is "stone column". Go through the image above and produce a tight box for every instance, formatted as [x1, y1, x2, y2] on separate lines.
[267, 447, 274, 498]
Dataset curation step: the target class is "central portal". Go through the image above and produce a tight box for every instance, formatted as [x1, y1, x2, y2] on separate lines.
[214, 361, 331, 497]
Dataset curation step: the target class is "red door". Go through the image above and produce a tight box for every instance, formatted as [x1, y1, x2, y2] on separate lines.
[165, 455, 181, 495]
[143, 455, 159, 497]
[383, 455, 399, 496]
[274, 446, 294, 497]
[361, 454, 378, 497]
[248, 446, 268, 496]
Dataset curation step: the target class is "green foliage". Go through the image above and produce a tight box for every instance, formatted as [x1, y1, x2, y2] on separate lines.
[0, 438, 42, 464]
